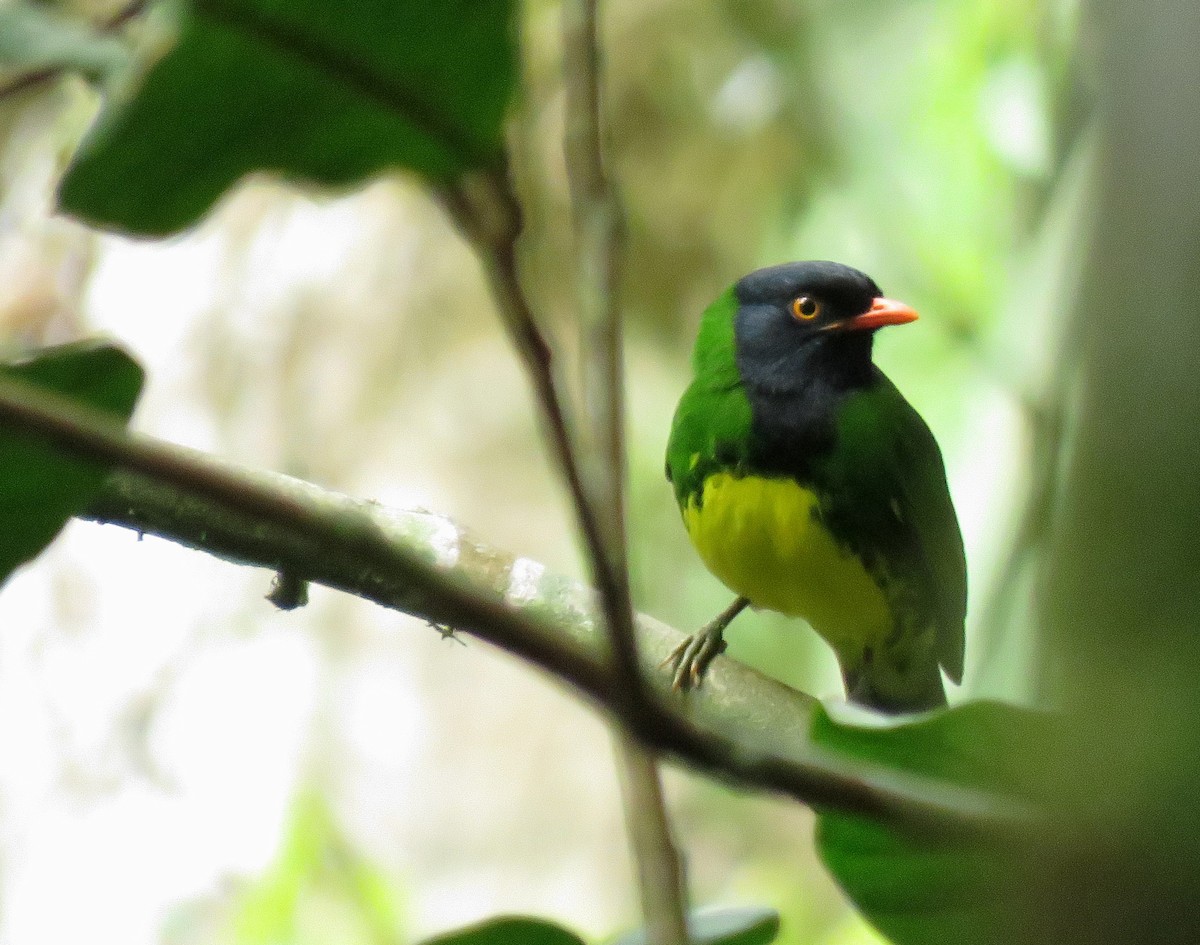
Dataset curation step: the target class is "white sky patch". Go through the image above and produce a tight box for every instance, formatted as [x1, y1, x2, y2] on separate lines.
[337, 658, 426, 773]
[711, 55, 782, 134]
[980, 57, 1051, 177]
[85, 230, 225, 366]
[249, 194, 366, 291]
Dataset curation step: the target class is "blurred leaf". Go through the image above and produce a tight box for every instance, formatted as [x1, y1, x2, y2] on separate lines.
[60, 0, 518, 235]
[419, 916, 586, 945]
[233, 790, 405, 945]
[343, 856, 406, 945]
[613, 905, 781, 945]
[234, 792, 329, 944]
[812, 701, 1054, 945]
[0, 2, 128, 78]
[0, 340, 143, 586]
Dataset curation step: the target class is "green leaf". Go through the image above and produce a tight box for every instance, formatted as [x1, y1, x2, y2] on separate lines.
[812, 701, 1054, 945]
[232, 790, 406, 945]
[0, 2, 128, 78]
[419, 916, 587, 945]
[59, 0, 518, 235]
[0, 341, 143, 586]
[613, 905, 781, 945]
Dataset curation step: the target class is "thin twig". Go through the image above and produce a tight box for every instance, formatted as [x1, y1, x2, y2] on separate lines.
[562, 0, 639, 694]
[0, 68, 56, 102]
[562, 1, 687, 942]
[0, 374, 1030, 835]
[436, 167, 642, 711]
[0, 0, 148, 102]
[614, 736, 691, 945]
[102, 1, 151, 30]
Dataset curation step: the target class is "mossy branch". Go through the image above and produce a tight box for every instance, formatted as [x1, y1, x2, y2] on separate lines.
[0, 375, 1028, 837]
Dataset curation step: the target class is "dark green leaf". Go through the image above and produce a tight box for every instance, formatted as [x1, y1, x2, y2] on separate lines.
[0, 2, 128, 78]
[59, 0, 518, 235]
[813, 701, 1055, 945]
[0, 341, 144, 585]
[613, 905, 780, 945]
[418, 916, 586, 945]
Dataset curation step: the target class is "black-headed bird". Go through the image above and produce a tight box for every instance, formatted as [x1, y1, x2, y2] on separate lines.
[664, 261, 965, 713]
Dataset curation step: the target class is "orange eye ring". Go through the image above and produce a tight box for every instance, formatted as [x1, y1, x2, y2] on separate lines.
[791, 296, 820, 321]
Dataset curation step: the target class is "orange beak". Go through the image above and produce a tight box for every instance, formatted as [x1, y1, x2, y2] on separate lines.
[827, 297, 919, 333]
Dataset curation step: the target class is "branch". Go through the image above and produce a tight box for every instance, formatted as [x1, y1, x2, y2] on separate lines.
[0, 375, 1028, 835]
[85, 476, 1020, 836]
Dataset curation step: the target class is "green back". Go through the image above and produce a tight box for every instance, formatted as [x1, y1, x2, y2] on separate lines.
[817, 378, 967, 682]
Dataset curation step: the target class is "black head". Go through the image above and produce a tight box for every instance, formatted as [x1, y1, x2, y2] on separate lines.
[732, 260, 917, 394]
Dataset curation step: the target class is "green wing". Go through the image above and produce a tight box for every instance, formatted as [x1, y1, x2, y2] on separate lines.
[824, 375, 967, 683]
[666, 287, 754, 506]
[665, 377, 754, 508]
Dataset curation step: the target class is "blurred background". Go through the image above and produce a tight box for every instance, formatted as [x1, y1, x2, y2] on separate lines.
[0, 0, 1080, 942]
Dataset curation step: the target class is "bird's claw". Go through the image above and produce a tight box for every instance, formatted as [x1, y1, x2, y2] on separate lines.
[660, 627, 727, 691]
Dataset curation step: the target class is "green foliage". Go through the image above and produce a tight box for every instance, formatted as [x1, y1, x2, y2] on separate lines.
[418, 916, 586, 945]
[10, 0, 1089, 940]
[231, 791, 405, 945]
[59, 0, 518, 235]
[0, 1, 128, 78]
[613, 906, 781, 945]
[812, 701, 1054, 945]
[0, 341, 143, 586]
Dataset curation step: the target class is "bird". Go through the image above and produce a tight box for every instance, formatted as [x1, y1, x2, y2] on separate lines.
[663, 260, 965, 713]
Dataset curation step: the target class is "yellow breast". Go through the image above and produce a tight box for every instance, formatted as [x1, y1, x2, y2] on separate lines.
[682, 471, 891, 653]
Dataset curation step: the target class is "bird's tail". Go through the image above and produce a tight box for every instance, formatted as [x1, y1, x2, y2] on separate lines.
[841, 657, 947, 714]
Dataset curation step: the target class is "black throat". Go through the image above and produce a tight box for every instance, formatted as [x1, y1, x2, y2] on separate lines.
[736, 331, 878, 477]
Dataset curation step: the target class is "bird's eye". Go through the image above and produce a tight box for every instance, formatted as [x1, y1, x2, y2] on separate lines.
[791, 296, 820, 321]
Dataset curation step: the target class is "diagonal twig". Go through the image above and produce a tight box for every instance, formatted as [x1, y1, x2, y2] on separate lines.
[436, 165, 643, 711]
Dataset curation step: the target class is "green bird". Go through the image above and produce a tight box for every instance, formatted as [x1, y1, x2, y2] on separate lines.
[664, 261, 965, 713]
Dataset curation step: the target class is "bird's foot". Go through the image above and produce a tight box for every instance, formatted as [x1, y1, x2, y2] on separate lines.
[660, 596, 749, 691]
[661, 625, 727, 691]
